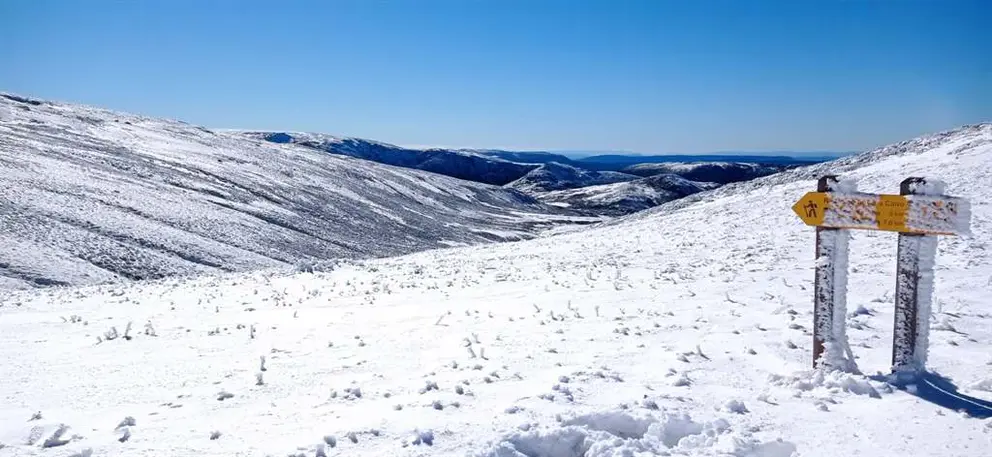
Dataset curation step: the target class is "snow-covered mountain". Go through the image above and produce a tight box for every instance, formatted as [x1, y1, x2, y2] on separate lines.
[538, 174, 720, 216]
[622, 161, 784, 184]
[467, 149, 575, 165]
[506, 162, 639, 194]
[2, 122, 988, 456]
[0, 93, 592, 289]
[242, 131, 539, 186]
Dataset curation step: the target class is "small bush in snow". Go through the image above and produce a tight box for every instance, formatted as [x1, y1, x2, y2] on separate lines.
[209, 431, 222, 440]
[409, 429, 434, 446]
[723, 399, 749, 414]
[343, 387, 362, 400]
[295, 260, 316, 273]
[103, 327, 119, 341]
[419, 380, 439, 394]
[116, 416, 136, 429]
[41, 424, 70, 448]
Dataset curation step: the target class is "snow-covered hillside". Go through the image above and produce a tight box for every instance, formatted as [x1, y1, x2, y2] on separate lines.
[0, 93, 590, 289]
[539, 174, 720, 216]
[506, 162, 639, 194]
[241, 131, 539, 186]
[468, 149, 574, 165]
[622, 162, 784, 184]
[1, 123, 989, 457]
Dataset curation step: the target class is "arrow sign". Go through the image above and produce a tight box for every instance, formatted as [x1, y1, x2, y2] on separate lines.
[792, 191, 970, 235]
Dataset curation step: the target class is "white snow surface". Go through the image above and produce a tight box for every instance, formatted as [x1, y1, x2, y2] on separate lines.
[1, 117, 991, 457]
[0, 94, 590, 289]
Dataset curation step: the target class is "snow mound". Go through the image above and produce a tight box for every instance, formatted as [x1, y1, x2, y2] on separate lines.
[474, 410, 796, 457]
[970, 378, 992, 392]
[769, 370, 885, 399]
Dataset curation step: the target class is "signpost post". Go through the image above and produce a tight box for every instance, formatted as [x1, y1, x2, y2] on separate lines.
[792, 176, 970, 372]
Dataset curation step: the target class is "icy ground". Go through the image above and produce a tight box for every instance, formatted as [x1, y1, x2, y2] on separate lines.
[1, 124, 991, 457]
[0, 93, 590, 289]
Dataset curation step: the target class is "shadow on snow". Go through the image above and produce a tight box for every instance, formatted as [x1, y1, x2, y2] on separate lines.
[875, 371, 992, 419]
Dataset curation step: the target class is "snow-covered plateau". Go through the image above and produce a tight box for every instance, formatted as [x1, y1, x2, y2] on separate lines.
[0, 93, 990, 457]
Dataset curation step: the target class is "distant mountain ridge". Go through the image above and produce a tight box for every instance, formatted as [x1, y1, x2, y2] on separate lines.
[245, 132, 829, 187]
[240, 131, 540, 185]
[622, 162, 784, 184]
[575, 153, 825, 170]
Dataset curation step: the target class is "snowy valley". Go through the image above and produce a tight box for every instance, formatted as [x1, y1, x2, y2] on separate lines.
[0, 94, 596, 289]
[1, 103, 990, 457]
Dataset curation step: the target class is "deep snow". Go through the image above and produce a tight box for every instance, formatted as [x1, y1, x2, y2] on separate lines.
[1, 123, 990, 456]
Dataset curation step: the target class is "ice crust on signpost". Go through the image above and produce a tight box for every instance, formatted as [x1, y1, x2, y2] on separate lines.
[813, 178, 858, 372]
[892, 178, 943, 372]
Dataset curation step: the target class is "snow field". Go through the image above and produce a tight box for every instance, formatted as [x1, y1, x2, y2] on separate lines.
[0, 111, 990, 457]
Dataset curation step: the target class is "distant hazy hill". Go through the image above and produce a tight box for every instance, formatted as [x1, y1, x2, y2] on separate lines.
[576, 153, 830, 170]
[622, 162, 784, 184]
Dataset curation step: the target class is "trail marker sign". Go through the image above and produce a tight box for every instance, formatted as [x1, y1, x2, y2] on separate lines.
[791, 190, 969, 235]
[793, 176, 971, 373]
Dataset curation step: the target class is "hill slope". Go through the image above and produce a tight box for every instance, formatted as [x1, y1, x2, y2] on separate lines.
[469, 149, 575, 165]
[1, 124, 988, 456]
[506, 162, 639, 194]
[539, 173, 720, 215]
[0, 93, 589, 289]
[242, 131, 539, 185]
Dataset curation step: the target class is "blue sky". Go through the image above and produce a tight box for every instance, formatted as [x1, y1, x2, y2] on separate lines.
[1, 0, 989, 154]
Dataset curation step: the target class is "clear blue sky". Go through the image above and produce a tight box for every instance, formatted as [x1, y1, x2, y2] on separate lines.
[1, 0, 989, 154]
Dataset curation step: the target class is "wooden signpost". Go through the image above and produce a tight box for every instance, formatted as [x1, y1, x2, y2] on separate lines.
[792, 176, 971, 372]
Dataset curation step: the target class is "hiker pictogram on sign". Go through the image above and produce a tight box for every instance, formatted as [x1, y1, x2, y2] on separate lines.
[803, 200, 818, 218]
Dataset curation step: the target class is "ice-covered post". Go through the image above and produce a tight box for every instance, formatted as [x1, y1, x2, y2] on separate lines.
[792, 175, 969, 373]
[811, 175, 851, 369]
[891, 177, 939, 372]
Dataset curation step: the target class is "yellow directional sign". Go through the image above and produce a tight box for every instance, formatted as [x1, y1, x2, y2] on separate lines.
[792, 191, 969, 235]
